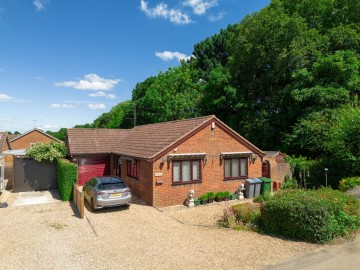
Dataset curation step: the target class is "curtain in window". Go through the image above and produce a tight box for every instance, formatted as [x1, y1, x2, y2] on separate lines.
[192, 161, 200, 180]
[182, 161, 191, 182]
[232, 158, 239, 177]
[224, 159, 231, 178]
[240, 159, 247, 176]
[173, 162, 181, 182]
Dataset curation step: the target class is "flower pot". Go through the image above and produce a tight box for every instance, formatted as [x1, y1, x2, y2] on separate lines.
[215, 197, 223, 202]
[201, 199, 208, 205]
[230, 194, 236, 200]
[208, 198, 214, 203]
[224, 197, 230, 201]
[194, 199, 201, 206]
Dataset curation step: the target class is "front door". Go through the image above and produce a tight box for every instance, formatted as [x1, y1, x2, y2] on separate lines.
[262, 161, 270, 178]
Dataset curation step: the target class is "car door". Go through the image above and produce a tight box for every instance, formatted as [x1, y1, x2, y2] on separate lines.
[83, 178, 97, 202]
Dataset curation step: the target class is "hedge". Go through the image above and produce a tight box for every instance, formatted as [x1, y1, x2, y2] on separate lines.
[260, 188, 360, 243]
[57, 159, 78, 201]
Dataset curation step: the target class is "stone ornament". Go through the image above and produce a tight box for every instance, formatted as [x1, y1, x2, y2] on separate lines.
[236, 183, 245, 200]
[186, 189, 195, 207]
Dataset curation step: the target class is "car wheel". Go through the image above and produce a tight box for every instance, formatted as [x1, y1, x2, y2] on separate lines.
[90, 198, 96, 212]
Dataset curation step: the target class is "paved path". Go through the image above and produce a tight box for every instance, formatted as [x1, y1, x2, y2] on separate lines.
[265, 233, 360, 270]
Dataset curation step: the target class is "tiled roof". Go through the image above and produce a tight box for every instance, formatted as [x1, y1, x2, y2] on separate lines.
[8, 134, 20, 142]
[0, 132, 8, 152]
[67, 115, 265, 160]
[11, 129, 63, 143]
[114, 115, 216, 160]
[67, 128, 131, 155]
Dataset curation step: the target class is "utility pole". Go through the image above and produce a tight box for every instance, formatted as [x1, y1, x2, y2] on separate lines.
[32, 120, 37, 128]
[133, 104, 137, 127]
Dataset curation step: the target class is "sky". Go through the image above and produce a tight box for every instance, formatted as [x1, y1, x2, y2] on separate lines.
[0, 0, 270, 133]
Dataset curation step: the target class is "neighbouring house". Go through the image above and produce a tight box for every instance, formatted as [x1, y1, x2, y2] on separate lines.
[9, 128, 62, 150]
[0, 132, 11, 153]
[1, 129, 63, 191]
[67, 115, 277, 207]
[263, 151, 292, 190]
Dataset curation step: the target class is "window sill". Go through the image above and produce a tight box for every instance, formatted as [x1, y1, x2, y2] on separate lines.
[224, 177, 247, 181]
[171, 181, 202, 186]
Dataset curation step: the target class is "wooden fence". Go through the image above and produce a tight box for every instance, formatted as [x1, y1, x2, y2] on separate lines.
[73, 183, 84, 219]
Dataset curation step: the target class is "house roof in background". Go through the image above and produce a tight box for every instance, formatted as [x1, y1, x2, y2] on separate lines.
[10, 128, 63, 143]
[264, 151, 284, 158]
[8, 134, 20, 142]
[66, 128, 131, 155]
[0, 132, 8, 152]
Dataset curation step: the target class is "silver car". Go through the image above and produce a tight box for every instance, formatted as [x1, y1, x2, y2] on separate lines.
[83, 176, 132, 211]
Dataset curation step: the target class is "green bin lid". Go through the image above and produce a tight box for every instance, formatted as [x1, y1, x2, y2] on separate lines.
[260, 177, 272, 182]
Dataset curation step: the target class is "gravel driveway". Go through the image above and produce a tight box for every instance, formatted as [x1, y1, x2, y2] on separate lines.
[0, 195, 319, 270]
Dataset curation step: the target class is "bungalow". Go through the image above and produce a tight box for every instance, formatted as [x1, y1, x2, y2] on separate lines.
[67, 115, 269, 207]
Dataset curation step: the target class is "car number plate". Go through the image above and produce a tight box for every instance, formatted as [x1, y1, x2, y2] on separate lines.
[110, 193, 121, 197]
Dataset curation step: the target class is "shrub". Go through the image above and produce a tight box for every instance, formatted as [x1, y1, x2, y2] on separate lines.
[253, 192, 271, 203]
[57, 159, 78, 201]
[215, 191, 224, 200]
[220, 203, 261, 230]
[281, 178, 299, 190]
[207, 192, 215, 200]
[26, 141, 66, 162]
[232, 203, 261, 225]
[199, 194, 209, 201]
[223, 191, 231, 198]
[260, 188, 360, 243]
[339, 177, 360, 191]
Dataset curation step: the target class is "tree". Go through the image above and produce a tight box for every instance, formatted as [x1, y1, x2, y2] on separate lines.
[46, 128, 67, 142]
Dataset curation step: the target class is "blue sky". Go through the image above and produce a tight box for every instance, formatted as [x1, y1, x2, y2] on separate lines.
[0, 0, 269, 133]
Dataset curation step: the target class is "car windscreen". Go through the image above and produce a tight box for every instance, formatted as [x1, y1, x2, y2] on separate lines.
[99, 182, 126, 190]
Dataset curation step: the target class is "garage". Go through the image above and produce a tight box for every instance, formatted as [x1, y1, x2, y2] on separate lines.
[77, 156, 110, 185]
[13, 157, 57, 192]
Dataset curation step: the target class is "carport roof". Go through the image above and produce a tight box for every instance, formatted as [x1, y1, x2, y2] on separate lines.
[66, 128, 131, 155]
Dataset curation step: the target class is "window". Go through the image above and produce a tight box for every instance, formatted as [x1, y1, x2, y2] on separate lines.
[224, 158, 247, 179]
[173, 160, 201, 184]
[127, 160, 139, 179]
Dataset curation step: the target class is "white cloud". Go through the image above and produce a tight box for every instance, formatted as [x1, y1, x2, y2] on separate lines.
[33, 0, 49, 11]
[183, 0, 218, 15]
[50, 103, 76, 109]
[55, 74, 120, 91]
[140, 0, 191, 25]
[89, 91, 106, 97]
[89, 91, 116, 99]
[155, 51, 192, 62]
[0, 93, 12, 100]
[88, 103, 106, 110]
[209, 11, 225, 21]
[106, 94, 116, 100]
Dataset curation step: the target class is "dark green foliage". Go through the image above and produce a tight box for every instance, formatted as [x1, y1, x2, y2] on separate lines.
[46, 128, 66, 142]
[260, 188, 360, 243]
[207, 192, 215, 200]
[199, 194, 209, 201]
[232, 203, 262, 225]
[57, 159, 78, 201]
[339, 177, 360, 191]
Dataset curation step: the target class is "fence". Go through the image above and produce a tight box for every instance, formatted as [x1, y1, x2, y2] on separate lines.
[73, 183, 84, 219]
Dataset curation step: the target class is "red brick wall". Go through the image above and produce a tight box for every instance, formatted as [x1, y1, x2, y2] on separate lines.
[120, 159, 153, 206]
[150, 123, 262, 207]
[263, 156, 292, 184]
[11, 130, 57, 150]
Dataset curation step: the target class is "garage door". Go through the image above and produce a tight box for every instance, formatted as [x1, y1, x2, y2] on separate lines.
[77, 156, 110, 186]
[13, 157, 57, 192]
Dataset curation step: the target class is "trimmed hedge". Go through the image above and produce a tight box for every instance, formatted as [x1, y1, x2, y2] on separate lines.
[339, 177, 360, 191]
[260, 188, 360, 243]
[57, 159, 78, 201]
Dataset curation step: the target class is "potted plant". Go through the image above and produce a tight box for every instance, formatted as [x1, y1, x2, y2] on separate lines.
[199, 194, 209, 205]
[207, 192, 215, 203]
[230, 193, 237, 200]
[215, 191, 224, 202]
[194, 198, 201, 206]
[223, 191, 231, 201]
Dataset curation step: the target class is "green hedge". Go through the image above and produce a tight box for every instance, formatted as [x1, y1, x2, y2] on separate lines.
[260, 188, 360, 243]
[57, 159, 78, 201]
[339, 177, 360, 191]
